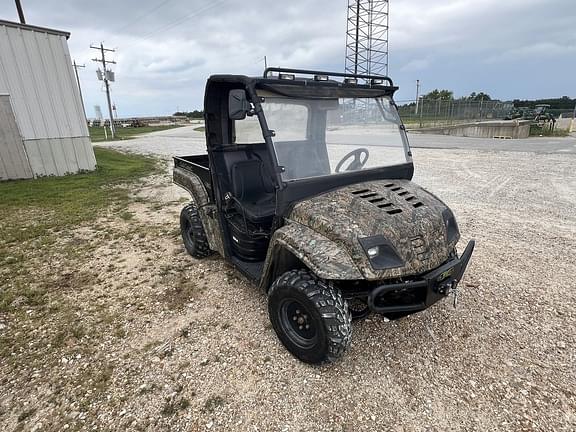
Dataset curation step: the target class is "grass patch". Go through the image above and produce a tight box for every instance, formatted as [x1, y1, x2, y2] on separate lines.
[0, 147, 158, 249]
[203, 395, 225, 413]
[89, 125, 181, 142]
[17, 408, 37, 422]
[0, 148, 159, 362]
[161, 398, 190, 416]
[193, 126, 205, 132]
[161, 274, 201, 308]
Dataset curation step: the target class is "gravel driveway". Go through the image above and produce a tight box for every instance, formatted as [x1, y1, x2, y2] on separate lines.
[2, 132, 575, 431]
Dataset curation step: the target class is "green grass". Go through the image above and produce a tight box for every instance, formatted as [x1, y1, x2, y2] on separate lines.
[0, 147, 158, 258]
[0, 147, 159, 370]
[89, 125, 181, 142]
[193, 126, 205, 132]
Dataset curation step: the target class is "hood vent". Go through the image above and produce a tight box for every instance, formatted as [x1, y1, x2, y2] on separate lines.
[351, 188, 402, 215]
[384, 183, 425, 209]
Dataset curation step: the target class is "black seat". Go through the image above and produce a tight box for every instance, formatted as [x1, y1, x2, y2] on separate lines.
[230, 159, 275, 223]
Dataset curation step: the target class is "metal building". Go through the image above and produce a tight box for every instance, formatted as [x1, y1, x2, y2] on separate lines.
[0, 19, 96, 181]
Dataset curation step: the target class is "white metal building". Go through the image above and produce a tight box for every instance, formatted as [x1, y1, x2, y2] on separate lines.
[0, 20, 96, 180]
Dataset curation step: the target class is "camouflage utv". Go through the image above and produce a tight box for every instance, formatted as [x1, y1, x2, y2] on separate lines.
[174, 68, 475, 364]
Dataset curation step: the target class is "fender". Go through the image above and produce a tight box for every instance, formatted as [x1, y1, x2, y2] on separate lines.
[173, 167, 224, 255]
[259, 222, 362, 290]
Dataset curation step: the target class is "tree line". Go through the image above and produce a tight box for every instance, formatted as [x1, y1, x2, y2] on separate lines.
[173, 110, 204, 118]
[420, 90, 575, 110]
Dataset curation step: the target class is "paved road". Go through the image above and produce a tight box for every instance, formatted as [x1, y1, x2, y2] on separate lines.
[98, 125, 576, 156]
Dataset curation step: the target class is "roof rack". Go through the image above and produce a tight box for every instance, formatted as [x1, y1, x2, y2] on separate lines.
[263, 67, 394, 86]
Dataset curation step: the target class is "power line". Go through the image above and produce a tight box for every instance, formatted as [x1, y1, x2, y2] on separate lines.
[112, 0, 176, 35]
[120, 0, 230, 49]
[91, 43, 117, 138]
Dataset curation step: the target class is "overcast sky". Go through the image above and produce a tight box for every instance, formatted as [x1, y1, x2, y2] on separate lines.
[1, 0, 575, 117]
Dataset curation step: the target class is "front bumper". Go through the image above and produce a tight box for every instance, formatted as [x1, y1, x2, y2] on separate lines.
[367, 240, 475, 314]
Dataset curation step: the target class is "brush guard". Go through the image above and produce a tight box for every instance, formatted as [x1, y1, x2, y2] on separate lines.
[367, 240, 475, 314]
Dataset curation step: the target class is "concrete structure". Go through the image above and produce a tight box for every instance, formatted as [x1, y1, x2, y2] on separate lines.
[556, 113, 574, 132]
[0, 20, 95, 180]
[410, 120, 531, 139]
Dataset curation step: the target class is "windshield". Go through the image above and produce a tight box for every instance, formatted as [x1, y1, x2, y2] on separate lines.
[259, 95, 410, 181]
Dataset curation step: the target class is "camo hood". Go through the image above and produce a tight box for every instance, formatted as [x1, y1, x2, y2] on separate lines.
[287, 179, 459, 280]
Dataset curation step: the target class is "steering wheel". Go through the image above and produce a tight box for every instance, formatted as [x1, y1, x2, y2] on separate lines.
[335, 148, 370, 173]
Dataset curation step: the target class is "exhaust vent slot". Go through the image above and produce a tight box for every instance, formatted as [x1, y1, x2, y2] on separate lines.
[413, 202, 424, 208]
[360, 192, 378, 198]
[391, 187, 402, 192]
[351, 187, 403, 215]
[405, 196, 415, 202]
[398, 191, 408, 196]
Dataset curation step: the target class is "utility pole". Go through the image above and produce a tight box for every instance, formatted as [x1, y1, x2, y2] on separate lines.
[91, 43, 116, 138]
[72, 60, 86, 120]
[415, 79, 421, 114]
[15, 0, 26, 24]
[264, 56, 267, 70]
[571, 102, 576, 133]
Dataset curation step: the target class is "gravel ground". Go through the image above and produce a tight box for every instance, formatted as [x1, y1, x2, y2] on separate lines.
[1, 146, 575, 431]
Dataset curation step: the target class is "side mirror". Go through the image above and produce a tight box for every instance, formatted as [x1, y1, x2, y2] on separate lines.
[228, 89, 250, 120]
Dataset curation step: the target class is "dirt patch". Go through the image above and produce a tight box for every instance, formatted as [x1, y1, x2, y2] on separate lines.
[1, 149, 575, 431]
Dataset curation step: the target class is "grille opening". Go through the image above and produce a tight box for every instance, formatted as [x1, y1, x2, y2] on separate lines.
[360, 192, 378, 198]
[377, 203, 393, 208]
[391, 187, 402, 192]
[387, 208, 403, 215]
[405, 196, 416, 201]
[398, 191, 408, 196]
[384, 183, 395, 188]
[413, 202, 424, 208]
[369, 197, 385, 203]
[352, 189, 370, 195]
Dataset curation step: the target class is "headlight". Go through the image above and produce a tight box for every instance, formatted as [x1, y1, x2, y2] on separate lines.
[359, 236, 404, 270]
[367, 246, 379, 258]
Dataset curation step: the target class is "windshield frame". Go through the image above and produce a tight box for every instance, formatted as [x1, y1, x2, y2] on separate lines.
[254, 92, 413, 184]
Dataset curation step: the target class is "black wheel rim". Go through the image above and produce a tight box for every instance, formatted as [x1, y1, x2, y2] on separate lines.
[278, 298, 317, 349]
[182, 217, 195, 247]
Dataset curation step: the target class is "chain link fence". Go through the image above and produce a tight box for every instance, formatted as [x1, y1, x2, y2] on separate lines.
[397, 99, 514, 129]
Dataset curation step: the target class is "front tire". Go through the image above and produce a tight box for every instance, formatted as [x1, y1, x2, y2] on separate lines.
[180, 204, 212, 258]
[268, 269, 352, 364]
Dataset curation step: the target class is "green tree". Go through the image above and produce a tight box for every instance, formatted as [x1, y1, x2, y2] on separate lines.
[466, 92, 492, 101]
[424, 89, 454, 100]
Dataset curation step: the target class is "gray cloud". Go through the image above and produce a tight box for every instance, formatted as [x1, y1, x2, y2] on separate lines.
[1, 0, 574, 116]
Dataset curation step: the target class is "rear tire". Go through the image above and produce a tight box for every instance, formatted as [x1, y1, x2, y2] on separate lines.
[268, 269, 352, 364]
[180, 204, 212, 259]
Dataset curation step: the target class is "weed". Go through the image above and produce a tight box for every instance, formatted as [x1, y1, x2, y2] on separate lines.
[161, 398, 190, 416]
[203, 395, 225, 413]
[17, 408, 36, 422]
[119, 211, 134, 221]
